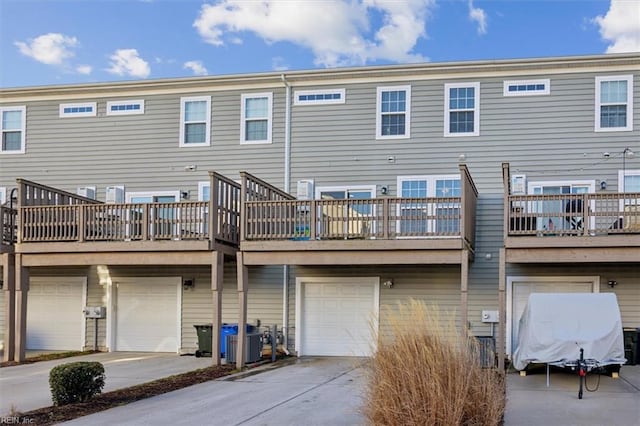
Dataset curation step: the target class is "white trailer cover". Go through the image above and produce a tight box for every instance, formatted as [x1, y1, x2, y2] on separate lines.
[513, 293, 626, 371]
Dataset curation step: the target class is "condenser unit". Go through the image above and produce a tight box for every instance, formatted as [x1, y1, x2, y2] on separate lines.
[225, 333, 262, 363]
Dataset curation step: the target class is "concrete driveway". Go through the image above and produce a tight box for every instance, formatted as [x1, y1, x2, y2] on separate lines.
[0, 352, 211, 415]
[62, 357, 367, 426]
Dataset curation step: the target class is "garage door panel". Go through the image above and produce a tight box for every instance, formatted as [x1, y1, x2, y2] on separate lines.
[298, 279, 378, 357]
[27, 278, 85, 351]
[115, 278, 179, 352]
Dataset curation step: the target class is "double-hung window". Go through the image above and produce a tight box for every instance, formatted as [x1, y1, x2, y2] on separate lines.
[1, 106, 26, 154]
[376, 86, 411, 139]
[241, 93, 272, 144]
[180, 96, 211, 147]
[595, 75, 633, 131]
[444, 82, 480, 136]
[397, 175, 461, 236]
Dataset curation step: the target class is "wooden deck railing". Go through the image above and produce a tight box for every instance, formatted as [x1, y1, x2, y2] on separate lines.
[240, 165, 478, 247]
[502, 162, 640, 237]
[1, 206, 17, 246]
[16, 173, 241, 246]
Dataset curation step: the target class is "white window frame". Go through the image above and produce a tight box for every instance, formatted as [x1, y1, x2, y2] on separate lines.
[595, 75, 633, 132]
[179, 96, 211, 147]
[619, 169, 640, 194]
[503, 79, 550, 96]
[240, 92, 273, 145]
[106, 100, 145, 116]
[1, 106, 26, 154]
[59, 102, 97, 118]
[197, 181, 210, 202]
[0, 187, 6, 204]
[376, 85, 411, 140]
[397, 175, 462, 237]
[444, 82, 480, 137]
[294, 89, 346, 105]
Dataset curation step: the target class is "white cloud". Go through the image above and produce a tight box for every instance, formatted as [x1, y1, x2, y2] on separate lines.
[272, 56, 289, 71]
[193, 0, 433, 67]
[76, 65, 92, 75]
[468, 0, 487, 35]
[184, 60, 208, 76]
[15, 33, 78, 65]
[594, 0, 640, 53]
[107, 49, 151, 78]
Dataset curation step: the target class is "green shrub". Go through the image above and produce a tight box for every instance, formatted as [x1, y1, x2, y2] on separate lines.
[49, 361, 105, 405]
[364, 299, 505, 426]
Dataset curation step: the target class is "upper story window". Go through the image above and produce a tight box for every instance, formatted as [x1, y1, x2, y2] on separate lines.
[106, 100, 145, 116]
[1, 106, 26, 154]
[445, 82, 480, 137]
[59, 102, 96, 118]
[241, 93, 272, 144]
[376, 86, 411, 139]
[595, 75, 633, 132]
[503, 79, 550, 96]
[294, 89, 345, 105]
[180, 96, 211, 147]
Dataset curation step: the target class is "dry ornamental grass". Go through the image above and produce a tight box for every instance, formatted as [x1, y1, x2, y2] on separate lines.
[363, 299, 505, 426]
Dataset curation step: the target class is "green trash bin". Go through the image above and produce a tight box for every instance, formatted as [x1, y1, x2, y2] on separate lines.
[194, 324, 213, 358]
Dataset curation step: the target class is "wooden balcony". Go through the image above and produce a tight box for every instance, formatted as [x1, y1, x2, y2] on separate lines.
[14, 173, 240, 266]
[239, 165, 478, 266]
[502, 163, 640, 263]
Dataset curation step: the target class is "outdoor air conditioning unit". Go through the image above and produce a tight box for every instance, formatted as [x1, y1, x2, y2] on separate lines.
[225, 333, 262, 363]
[511, 174, 527, 195]
[296, 179, 314, 200]
[77, 186, 96, 199]
[105, 185, 125, 204]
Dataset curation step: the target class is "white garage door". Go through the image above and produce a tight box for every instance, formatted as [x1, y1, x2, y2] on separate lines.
[508, 277, 598, 354]
[115, 277, 180, 352]
[296, 277, 379, 357]
[27, 277, 86, 350]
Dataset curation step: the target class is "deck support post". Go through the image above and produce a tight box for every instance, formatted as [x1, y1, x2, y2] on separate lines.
[14, 254, 29, 362]
[498, 248, 506, 371]
[2, 253, 16, 362]
[211, 251, 224, 366]
[236, 252, 248, 370]
[460, 249, 469, 336]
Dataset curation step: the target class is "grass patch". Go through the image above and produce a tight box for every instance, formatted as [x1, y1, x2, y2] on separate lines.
[1, 351, 100, 368]
[363, 299, 505, 426]
[12, 364, 236, 425]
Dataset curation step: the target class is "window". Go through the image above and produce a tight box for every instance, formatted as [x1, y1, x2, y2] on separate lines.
[595, 75, 633, 132]
[619, 170, 640, 194]
[0, 187, 6, 204]
[180, 96, 211, 147]
[1, 106, 26, 154]
[241, 93, 272, 144]
[397, 175, 461, 235]
[294, 89, 345, 105]
[503, 79, 550, 96]
[376, 86, 411, 139]
[59, 102, 96, 118]
[444, 82, 480, 137]
[315, 185, 376, 237]
[106, 100, 144, 115]
[127, 191, 180, 238]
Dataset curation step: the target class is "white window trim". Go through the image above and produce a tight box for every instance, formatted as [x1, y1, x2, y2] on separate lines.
[619, 169, 640, 193]
[376, 85, 411, 140]
[59, 102, 97, 118]
[126, 190, 181, 203]
[106, 100, 145, 116]
[0, 187, 6, 204]
[294, 89, 346, 105]
[503, 79, 550, 96]
[179, 96, 211, 147]
[0, 105, 26, 154]
[444, 82, 480, 137]
[506, 276, 599, 356]
[595, 75, 633, 132]
[240, 92, 273, 145]
[198, 181, 210, 201]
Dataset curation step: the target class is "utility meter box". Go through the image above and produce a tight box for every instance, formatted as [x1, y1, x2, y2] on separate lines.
[481, 310, 499, 323]
[84, 306, 106, 318]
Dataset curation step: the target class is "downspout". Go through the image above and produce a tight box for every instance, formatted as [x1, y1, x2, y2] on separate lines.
[281, 74, 291, 351]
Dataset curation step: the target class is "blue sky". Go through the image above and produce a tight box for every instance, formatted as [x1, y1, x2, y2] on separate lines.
[1, 0, 639, 88]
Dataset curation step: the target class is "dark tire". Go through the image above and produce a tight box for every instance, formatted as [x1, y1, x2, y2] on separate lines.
[195, 350, 202, 358]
